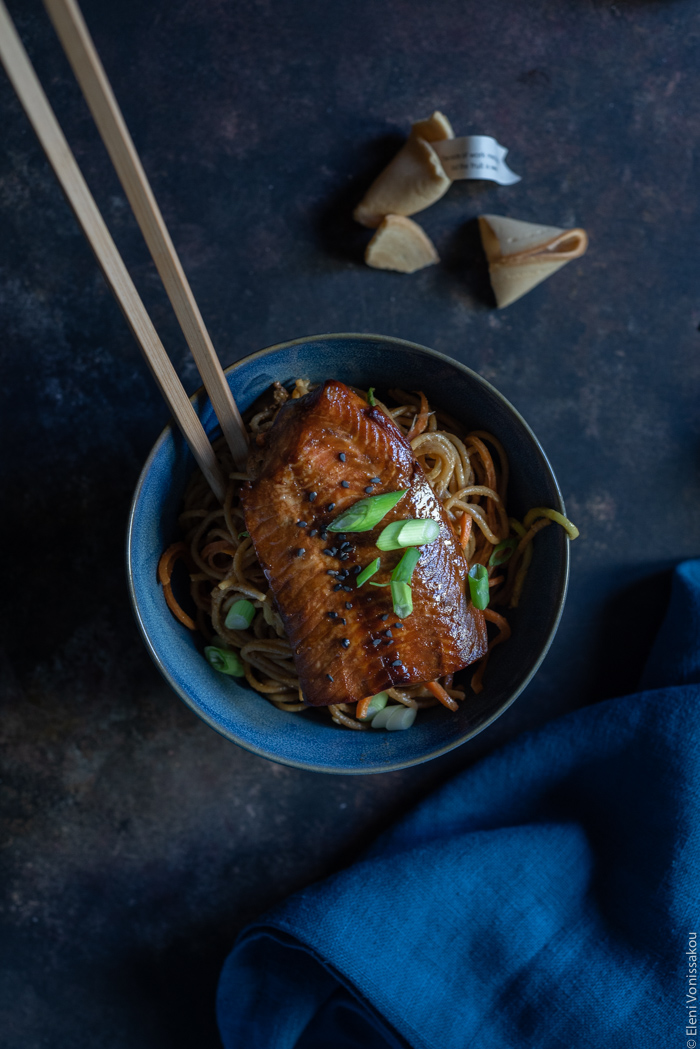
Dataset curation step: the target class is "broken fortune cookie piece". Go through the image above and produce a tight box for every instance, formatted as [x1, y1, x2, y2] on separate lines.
[365, 215, 439, 273]
[479, 215, 588, 308]
[353, 111, 454, 229]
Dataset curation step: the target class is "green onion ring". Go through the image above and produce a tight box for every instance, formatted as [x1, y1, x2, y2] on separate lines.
[468, 564, 490, 610]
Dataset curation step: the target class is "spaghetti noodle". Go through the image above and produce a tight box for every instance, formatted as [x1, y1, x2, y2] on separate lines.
[159, 381, 577, 728]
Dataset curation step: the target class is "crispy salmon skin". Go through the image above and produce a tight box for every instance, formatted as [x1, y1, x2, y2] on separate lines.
[241, 380, 487, 706]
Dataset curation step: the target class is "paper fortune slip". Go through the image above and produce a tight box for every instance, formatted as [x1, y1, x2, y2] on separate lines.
[433, 135, 521, 185]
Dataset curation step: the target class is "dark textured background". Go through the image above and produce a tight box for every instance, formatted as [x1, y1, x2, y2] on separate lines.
[1, 0, 699, 1045]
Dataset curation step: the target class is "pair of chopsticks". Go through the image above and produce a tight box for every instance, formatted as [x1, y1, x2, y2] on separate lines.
[0, 0, 249, 503]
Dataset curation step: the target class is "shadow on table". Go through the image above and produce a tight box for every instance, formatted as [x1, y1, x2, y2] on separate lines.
[125, 929, 232, 1049]
[312, 132, 406, 265]
[440, 215, 495, 309]
[590, 566, 673, 702]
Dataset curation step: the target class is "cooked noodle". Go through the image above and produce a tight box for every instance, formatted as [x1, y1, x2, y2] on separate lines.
[159, 381, 575, 728]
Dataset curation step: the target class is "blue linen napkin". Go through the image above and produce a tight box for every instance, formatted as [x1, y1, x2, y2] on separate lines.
[217, 561, 700, 1048]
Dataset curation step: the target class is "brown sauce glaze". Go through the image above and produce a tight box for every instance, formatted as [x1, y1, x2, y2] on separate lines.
[241, 380, 487, 706]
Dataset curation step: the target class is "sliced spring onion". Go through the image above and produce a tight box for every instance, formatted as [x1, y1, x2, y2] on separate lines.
[489, 537, 518, 567]
[468, 564, 490, 610]
[204, 645, 245, 676]
[370, 704, 398, 729]
[356, 557, 381, 586]
[327, 490, 408, 533]
[238, 530, 249, 539]
[523, 507, 580, 540]
[386, 705, 417, 731]
[391, 580, 413, 619]
[369, 581, 391, 587]
[385, 548, 422, 618]
[376, 518, 440, 551]
[371, 704, 417, 730]
[391, 547, 421, 584]
[224, 599, 256, 631]
[367, 387, 376, 406]
[357, 691, 389, 721]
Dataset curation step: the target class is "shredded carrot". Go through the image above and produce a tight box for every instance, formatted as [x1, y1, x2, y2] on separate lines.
[355, 696, 373, 720]
[162, 583, 196, 629]
[471, 608, 512, 694]
[471, 430, 510, 502]
[459, 511, 472, 550]
[201, 540, 237, 563]
[157, 543, 196, 629]
[407, 391, 430, 440]
[465, 435, 499, 536]
[484, 607, 511, 637]
[158, 542, 188, 585]
[471, 537, 493, 566]
[426, 680, 459, 712]
[466, 436, 497, 493]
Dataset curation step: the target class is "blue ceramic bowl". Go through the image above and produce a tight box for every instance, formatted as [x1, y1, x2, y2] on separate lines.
[127, 334, 568, 774]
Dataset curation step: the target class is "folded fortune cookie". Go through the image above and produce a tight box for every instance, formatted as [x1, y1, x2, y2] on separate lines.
[479, 215, 588, 308]
[353, 111, 454, 229]
[365, 215, 439, 273]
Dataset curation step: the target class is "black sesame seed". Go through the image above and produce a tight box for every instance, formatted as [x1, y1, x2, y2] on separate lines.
[326, 673, 334, 682]
[385, 629, 392, 638]
[384, 638, 393, 645]
[394, 622, 404, 629]
[391, 660, 402, 667]
[364, 486, 374, 494]
[327, 570, 338, 576]
[340, 570, 349, 578]
[372, 639, 382, 646]
[381, 614, 389, 621]
[327, 611, 337, 618]
[337, 534, 346, 541]
[345, 602, 352, 609]
[334, 584, 344, 592]
[327, 503, 336, 512]
[308, 492, 317, 502]
[340, 480, 350, 488]
[297, 520, 307, 527]
[340, 541, 351, 550]
[339, 618, 347, 625]
[370, 477, 381, 484]
[296, 548, 305, 557]
[319, 531, 328, 540]
[340, 553, 350, 561]
[343, 586, 353, 592]
[323, 549, 334, 556]
[309, 529, 318, 538]
[330, 547, 338, 555]
[341, 638, 350, 648]
[338, 452, 346, 462]
[352, 565, 363, 574]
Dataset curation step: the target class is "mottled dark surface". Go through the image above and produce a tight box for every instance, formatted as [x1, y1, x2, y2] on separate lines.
[1, 0, 699, 1045]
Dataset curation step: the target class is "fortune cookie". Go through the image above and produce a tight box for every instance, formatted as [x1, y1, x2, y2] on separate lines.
[365, 215, 439, 273]
[353, 111, 454, 228]
[479, 215, 588, 308]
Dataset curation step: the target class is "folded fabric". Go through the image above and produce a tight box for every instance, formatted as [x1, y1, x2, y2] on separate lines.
[217, 561, 700, 1049]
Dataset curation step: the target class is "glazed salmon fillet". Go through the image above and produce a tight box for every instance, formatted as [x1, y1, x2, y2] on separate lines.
[240, 380, 487, 707]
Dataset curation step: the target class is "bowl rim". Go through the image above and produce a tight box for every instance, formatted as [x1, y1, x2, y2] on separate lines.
[127, 332, 569, 774]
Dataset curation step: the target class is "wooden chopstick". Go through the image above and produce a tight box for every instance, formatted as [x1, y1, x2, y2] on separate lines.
[0, 0, 227, 503]
[43, 0, 249, 471]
